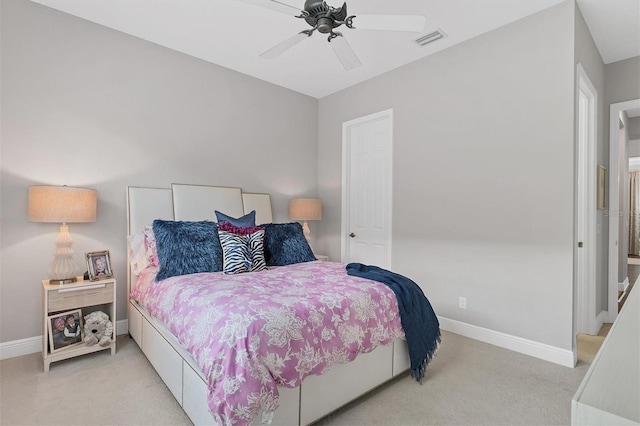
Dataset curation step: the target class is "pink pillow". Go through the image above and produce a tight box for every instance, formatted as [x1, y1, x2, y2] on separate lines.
[217, 221, 264, 236]
[143, 225, 159, 266]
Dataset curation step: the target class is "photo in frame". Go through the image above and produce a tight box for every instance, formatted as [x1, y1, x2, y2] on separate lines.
[86, 250, 113, 281]
[597, 165, 607, 210]
[48, 309, 83, 352]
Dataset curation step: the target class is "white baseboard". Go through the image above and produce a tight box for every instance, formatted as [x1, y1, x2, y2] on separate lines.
[0, 336, 41, 361]
[0, 319, 130, 361]
[438, 316, 574, 368]
[595, 310, 608, 334]
[3, 317, 573, 367]
[618, 278, 629, 292]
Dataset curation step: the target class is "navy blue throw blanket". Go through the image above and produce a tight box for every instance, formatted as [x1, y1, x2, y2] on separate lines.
[346, 263, 440, 383]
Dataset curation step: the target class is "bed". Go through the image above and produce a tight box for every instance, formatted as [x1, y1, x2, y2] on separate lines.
[126, 183, 414, 425]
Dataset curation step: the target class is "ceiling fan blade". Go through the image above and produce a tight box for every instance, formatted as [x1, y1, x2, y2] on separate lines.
[260, 32, 309, 60]
[330, 35, 361, 71]
[351, 15, 426, 32]
[237, 0, 301, 15]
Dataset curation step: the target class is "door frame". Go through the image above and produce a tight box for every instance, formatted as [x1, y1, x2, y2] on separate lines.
[341, 108, 393, 264]
[608, 98, 640, 322]
[574, 64, 598, 336]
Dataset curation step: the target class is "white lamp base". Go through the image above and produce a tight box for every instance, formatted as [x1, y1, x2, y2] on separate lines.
[301, 220, 311, 244]
[48, 224, 78, 284]
[302, 220, 315, 252]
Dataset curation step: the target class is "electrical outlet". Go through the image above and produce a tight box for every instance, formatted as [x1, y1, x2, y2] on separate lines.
[459, 296, 467, 309]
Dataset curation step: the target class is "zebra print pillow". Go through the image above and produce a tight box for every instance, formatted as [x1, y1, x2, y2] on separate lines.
[218, 229, 266, 275]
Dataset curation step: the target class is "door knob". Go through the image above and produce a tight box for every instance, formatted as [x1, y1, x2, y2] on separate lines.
[349, 232, 356, 238]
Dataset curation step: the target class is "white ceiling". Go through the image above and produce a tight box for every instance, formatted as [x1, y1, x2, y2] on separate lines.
[576, 0, 640, 65]
[32, 0, 640, 99]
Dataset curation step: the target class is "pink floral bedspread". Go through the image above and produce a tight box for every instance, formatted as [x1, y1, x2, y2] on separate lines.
[132, 261, 404, 425]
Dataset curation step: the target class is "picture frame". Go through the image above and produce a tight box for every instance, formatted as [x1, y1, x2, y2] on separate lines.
[48, 309, 83, 352]
[597, 165, 607, 210]
[86, 250, 113, 281]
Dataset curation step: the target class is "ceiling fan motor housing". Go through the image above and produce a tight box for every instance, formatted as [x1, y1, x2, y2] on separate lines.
[316, 17, 334, 33]
[302, 0, 349, 33]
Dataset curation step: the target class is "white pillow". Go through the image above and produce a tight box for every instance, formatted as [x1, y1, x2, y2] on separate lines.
[127, 233, 148, 275]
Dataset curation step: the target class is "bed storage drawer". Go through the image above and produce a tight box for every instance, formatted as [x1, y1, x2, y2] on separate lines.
[267, 387, 300, 426]
[183, 365, 213, 426]
[128, 301, 143, 345]
[183, 363, 301, 426]
[300, 343, 393, 425]
[142, 319, 183, 405]
[393, 339, 410, 376]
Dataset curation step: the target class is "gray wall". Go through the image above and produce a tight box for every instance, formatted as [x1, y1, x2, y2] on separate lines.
[574, 4, 607, 314]
[317, 1, 576, 349]
[605, 57, 640, 107]
[628, 117, 640, 141]
[0, 0, 318, 343]
[628, 138, 640, 158]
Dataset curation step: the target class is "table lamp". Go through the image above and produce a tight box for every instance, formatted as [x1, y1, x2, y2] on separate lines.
[289, 198, 322, 245]
[28, 185, 97, 284]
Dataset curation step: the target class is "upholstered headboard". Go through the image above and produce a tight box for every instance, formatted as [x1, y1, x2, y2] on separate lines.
[126, 183, 273, 291]
[127, 184, 272, 234]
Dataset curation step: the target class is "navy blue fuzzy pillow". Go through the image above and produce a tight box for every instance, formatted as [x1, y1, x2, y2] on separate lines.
[262, 222, 316, 266]
[153, 220, 223, 281]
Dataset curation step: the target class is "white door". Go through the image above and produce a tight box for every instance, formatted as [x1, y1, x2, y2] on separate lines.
[575, 64, 597, 336]
[341, 109, 393, 268]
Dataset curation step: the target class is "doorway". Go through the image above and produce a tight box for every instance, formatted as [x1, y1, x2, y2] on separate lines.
[341, 109, 393, 268]
[608, 98, 640, 322]
[575, 64, 597, 336]
[623, 157, 640, 310]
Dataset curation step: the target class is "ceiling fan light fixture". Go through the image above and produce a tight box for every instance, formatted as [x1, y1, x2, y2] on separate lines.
[414, 29, 447, 47]
[247, 0, 429, 70]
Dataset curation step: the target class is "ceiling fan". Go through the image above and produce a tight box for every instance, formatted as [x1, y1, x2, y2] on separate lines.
[241, 0, 426, 70]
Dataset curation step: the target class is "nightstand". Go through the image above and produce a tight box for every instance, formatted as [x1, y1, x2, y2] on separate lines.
[315, 255, 329, 261]
[42, 277, 116, 372]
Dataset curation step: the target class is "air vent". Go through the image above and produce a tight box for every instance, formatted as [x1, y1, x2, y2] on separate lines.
[414, 29, 446, 47]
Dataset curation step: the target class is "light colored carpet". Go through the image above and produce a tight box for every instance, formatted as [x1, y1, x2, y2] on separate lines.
[576, 323, 610, 364]
[0, 336, 191, 426]
[0, 331, 592, 426]
[576, 334, 605, 364]
[315, 332, 590, 426]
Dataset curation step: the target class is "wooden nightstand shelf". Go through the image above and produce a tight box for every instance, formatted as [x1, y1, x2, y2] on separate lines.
[315, 254, 329, 261]
[42, 277, 116, 372]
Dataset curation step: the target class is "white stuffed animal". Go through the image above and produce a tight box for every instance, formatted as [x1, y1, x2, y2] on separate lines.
[84, 311, 113, 347]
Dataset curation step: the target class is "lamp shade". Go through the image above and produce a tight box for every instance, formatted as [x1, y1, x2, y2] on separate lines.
[289, 198, 322, 221]
[28, 186, 97, 223]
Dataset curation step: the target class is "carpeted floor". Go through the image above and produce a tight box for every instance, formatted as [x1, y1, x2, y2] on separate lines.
[576, 323, 610, 364]
[0, 335, 191, 426]
[0, 330, 594, 426]
[576, 334, 605, 364]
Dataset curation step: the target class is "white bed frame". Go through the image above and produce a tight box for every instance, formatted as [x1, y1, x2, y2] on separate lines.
[126, 184, 410, 425]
